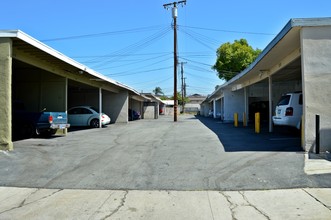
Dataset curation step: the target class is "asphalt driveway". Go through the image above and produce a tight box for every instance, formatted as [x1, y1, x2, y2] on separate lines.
[0, 114, 330, 191]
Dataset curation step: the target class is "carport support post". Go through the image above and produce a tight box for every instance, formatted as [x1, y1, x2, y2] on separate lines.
[244, 87, 248, 127]
[0, 38, 13, 151]
[268, 76, 273, 132]
[99, 88, 102, 128]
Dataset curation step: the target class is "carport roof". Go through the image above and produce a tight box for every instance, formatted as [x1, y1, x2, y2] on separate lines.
[203, 17, 331, 103]
[142, 93, 166, 104]
[0, 29, 143, 97]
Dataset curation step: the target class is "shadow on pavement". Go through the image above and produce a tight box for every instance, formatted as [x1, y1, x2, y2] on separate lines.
[195, 115, 303, 152]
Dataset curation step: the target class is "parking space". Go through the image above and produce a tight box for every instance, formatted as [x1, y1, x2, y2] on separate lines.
[1, 115, 330, 191]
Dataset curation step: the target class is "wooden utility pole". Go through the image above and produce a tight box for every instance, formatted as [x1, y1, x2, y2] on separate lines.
[163, 0, 186, 122]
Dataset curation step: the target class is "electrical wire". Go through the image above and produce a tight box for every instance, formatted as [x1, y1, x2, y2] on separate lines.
[41, 25, 165, 42]
[106, 66, 173, 77]
[89, 26, 172, 69]
[178, 25, 276, 36]
[97, 53, 173, 71]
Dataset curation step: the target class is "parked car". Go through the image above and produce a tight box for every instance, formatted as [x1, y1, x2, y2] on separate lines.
[129, 109, 141, 121]
[68, 106, 111, 128]
[12, 100, 70, 139]
[272, 92, 302, 129]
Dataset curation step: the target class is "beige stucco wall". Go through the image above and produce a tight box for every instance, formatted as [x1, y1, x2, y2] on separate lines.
[0, 38, 13, 150]
[301, 26, 331, 152]
[103, 91, 128, 123]
[143, 105, 156, 119]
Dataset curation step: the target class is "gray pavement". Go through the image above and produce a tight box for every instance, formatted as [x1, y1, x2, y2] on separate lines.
[1, 114, 331, 219]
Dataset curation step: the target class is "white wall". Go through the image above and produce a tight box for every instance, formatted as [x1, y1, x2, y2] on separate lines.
[223, 88, 245, 122]
[301, 26, 331, 152]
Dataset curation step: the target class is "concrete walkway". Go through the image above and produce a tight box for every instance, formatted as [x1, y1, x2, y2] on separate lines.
[0, 187, 330, 219]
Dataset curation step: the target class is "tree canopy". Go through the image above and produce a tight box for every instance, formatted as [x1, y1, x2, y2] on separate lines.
[212, 39, 261, 81]
[153, 87, 164, 96]
[170, 92, 190, 105]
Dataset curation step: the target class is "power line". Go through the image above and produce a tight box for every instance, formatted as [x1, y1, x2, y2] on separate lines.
[89, 27, 172, 69]
[106, 66, 173, 77]
[96, 53, 173, 71]
[41, 25, 165, 42]
[178, 25, 276, 36]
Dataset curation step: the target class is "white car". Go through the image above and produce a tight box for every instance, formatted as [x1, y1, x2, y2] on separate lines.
[68, 106, 111, 128]
[272, 92, 302, 129]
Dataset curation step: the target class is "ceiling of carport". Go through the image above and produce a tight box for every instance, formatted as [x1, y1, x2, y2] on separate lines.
[272, 57, 301, 82]
[11, 38, 126, 94]
[68, 80, 98, 93]
[230, 27, 302, 86]
[13, 39, 79, 74]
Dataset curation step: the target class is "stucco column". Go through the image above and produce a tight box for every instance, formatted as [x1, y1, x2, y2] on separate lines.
[268, 76, 273, 132]
[213, 99, 216, 118]
[0, 38, 13, 151]
[99, 87, 102, 128]
[244, 87, 248, 126]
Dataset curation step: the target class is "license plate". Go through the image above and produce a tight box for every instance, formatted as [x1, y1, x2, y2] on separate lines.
[59, 125, 66, 129]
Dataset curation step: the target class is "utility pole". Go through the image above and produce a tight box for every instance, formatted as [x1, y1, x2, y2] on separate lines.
[163, 0, 186, 122]
[180, 62, 187, 113]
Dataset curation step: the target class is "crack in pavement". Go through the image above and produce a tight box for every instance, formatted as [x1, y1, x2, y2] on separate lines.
[302, 189, 331, 210]
[219, 191, 238, 220]
[100, 191, 128, 220]
[88, 191, 116, 220]
[0, 188, 63, 215]
[239, 191, 271, 220]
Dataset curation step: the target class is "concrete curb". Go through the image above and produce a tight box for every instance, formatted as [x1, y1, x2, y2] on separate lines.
[0, 187, 330, 220]
[304, 153, 331, 175]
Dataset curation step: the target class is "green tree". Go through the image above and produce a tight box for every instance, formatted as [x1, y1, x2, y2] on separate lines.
[212, 39, 261, 81]
[153, 87, 164, 96]
[170, 92, 190, 105]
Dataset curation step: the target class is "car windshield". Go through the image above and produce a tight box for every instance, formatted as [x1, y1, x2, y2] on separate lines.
[277, 95, 291, 106]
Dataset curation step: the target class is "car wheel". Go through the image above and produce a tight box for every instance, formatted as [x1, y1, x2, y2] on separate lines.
[90, 119, 99, 128]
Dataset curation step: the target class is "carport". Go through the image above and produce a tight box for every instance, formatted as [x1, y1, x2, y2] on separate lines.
[0, 30, 145, 150]
[202, 18, 331, 152]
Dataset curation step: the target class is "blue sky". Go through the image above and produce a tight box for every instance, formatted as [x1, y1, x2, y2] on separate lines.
[1, 0, 331, 96]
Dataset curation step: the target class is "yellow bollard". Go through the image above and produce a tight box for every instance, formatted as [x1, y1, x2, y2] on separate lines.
[243, 112, 247, 127]
[255, 112, 260, 133]
[234, 113, 238, 127]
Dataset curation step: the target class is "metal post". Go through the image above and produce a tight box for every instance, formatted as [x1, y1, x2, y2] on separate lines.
[255, 112, 260, 133]
[316, 114, 320, 154]
[234, 113, 238, 127]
